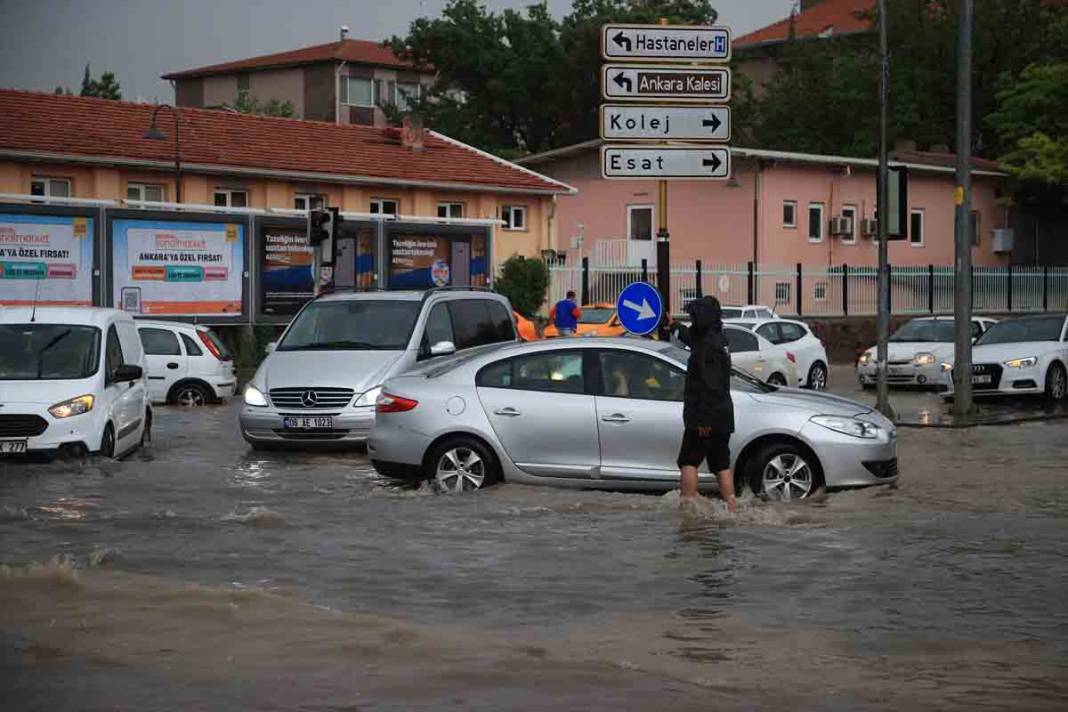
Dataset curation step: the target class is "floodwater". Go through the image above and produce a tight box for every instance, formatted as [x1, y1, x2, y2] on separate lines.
[2, 401, 1068, 711]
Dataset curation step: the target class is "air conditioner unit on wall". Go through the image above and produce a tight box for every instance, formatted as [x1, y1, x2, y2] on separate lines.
[828, 216, 852, 236]
[860, 218, 878, 237]
[991, 228, 1014, 254]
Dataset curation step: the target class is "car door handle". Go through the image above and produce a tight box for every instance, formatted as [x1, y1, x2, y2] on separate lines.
[494, 407, 521, 417]
[601, 414, 631, 423]
[167, 362, 180, 370]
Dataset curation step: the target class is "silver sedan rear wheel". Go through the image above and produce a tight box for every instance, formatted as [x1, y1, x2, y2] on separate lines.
[762, 452, 814, 500]
[435, 446, 487, 493]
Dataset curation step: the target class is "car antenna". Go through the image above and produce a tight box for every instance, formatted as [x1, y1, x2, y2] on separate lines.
[29, 274, 43, 322]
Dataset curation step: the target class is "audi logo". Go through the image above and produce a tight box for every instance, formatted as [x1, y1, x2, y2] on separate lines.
[300, 390, 319, 407]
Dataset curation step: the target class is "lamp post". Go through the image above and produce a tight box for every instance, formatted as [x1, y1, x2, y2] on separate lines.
[144, 104, 181, 203]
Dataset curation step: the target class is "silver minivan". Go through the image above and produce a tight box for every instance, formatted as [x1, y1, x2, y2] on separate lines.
[239, 288, 517, 448]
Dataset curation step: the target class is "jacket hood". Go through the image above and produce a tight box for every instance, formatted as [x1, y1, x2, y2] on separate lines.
[686, 296, 723, 333]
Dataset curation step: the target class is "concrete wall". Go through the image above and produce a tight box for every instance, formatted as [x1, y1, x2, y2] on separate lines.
[247, 67, 305, 117]
[201, 75, 239, 109]
[302, 64, 336, 122]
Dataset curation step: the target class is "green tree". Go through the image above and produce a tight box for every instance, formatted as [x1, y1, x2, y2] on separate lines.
[987, 63, 1068, 184]
[79, 63, 122, 100]
[495, 255, 550, 317]
[53, 86, 72, 96]
[224, 92, 295, 118]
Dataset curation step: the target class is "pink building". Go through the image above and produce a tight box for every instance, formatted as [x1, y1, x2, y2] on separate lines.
[519, 140, 1010, 270]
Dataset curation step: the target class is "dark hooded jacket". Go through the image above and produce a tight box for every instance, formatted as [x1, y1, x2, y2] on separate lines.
[673, 296, 734, 432]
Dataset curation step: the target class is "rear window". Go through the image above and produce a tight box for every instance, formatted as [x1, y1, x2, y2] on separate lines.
[448, 299, 514, 350]
[139, 328, 181, 356]
[201, 329, 233, 361]
[725, 328, 759, 353]
[721, 307, 742, 319]
[976, 316, 1066, 345]
[578, 308, 614, 324]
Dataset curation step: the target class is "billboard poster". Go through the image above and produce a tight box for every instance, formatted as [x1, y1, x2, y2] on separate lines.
[389, 235, 452, 289]
[112, 219, 244, 316]
[261, 224, 313, 315]
[0, 213, 94, 306]
[356, 227, 375, 289]
[471, 233, 487, 287]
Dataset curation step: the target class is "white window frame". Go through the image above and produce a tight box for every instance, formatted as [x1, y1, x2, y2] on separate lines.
[437, 202, 464, 219]
[807, 202, 824, 243]
[840, 204, 858, 244]
[502, 205, 528, 231]
[341, 76, 375, 108]
[783, 200, 797, 228]
[213, 189, 248, 208]
[30, 176, 71, 199]
[910, 208, 925, 247]
[127, 182, 165, 202]
[370, 198, 399, 216]
[294, 193, 325, 211]
[627, 204, 655, 242]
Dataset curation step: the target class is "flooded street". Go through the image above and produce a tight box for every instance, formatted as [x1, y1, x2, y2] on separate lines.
[3, 399, 1068, 711]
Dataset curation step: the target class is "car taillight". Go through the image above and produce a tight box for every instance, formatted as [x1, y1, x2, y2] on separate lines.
[375, 392, 418, 413]
[787, 352, 797, 363]
[198, 330, 224, 360]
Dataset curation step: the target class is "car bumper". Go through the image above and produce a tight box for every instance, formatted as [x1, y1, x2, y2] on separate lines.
[858, 363, 942, 387]
[367, 420, 434, 470]
[0, 406, 105, 454]
[213, 380, 237, 400]
[800, 421, 899, 488]
[941, 364, 1045, 397]
[239, 406, 376, 445]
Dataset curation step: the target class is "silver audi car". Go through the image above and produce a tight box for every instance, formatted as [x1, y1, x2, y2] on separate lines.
[368, 338, 899, 496]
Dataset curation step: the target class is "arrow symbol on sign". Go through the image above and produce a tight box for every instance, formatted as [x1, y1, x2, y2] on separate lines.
[612, 31, 632, 52]
[702, 114, 721, 132]
[622, 298, 657, 320]
[613, 72, 633, 92]
[702, 154, 722, 172]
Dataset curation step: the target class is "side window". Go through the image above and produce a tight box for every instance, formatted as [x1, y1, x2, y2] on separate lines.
[488, 301, 516, 342]
[971, 321, 983, 339]
[181, 333, 203, 356]
[476, 359, 513, 388]
[475, 352, 584, 394]
[757, 309, 774, 319]
[448, 300, 500, 350]
[105, 326, 124, 383]
[599, 351, 684, 402]
[422, 303, 454, 352]
[139, 328, 181, 356]
[780, 323, 806, 343]
[725, 329, 759, 353]
[755, 323, 780, 344]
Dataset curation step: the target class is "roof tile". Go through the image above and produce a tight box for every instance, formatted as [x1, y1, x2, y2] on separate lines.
[735, 0, 874, 48]
[162, 39, 419, 79]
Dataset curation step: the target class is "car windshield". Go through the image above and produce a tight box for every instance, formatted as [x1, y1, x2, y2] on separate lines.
[889, 320, 955, 343]
[0, 324, 101, 380]
[278, 300, 421, 351]
[720, 307, 742, 319]
[975, 316, 1065, 345]
[578, 308, 614, 324]
[658, 344, 774, 393]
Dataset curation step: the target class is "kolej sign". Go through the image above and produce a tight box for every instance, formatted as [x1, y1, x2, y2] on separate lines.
[0, 213, 94, 306]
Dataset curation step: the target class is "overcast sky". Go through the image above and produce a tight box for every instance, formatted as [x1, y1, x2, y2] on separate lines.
[0, 0, 794, 102]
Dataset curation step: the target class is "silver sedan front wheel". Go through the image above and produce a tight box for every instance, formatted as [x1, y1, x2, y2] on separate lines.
[434, 444, 489, 493]
[762, 453, 814, 500]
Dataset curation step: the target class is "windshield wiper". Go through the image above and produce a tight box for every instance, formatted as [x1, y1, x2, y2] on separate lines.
[36, 329, 71, 378]
[281, 340, 387, 351]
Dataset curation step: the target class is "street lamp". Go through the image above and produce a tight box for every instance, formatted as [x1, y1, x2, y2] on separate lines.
[144, 104, 182, 203]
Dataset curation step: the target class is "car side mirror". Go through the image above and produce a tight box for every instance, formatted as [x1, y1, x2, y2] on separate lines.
[429, 341, 456, 357]
[266, 341, 277, 353]
[114, 364, 143, 382]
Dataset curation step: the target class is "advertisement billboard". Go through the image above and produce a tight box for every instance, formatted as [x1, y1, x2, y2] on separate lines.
[112, 218, 245, 316]
[0, 213, 94, 306]
[260, 223, 313, 315]
[389, 231, 489, 289]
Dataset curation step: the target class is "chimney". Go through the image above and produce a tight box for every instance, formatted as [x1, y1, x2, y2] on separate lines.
[401, 114, 425, 151]
[340, 25, 349, 42]
[893, 138, 917, 154]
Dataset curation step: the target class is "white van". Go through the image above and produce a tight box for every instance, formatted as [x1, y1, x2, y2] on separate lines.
[0, 307, 151, 458]
[136, 320, 236, 405]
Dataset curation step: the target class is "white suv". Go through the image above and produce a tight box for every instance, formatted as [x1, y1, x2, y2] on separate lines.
[136, 321, 237, 406]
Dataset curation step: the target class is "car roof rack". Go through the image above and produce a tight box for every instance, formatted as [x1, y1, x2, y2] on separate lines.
[421, 286, 497, 302]
[313, 286, 388, 299]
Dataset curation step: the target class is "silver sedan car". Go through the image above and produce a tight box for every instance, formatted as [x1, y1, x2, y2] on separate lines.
[368, 339, 899, 496]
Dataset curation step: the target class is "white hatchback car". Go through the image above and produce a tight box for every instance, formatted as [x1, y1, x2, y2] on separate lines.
[722, 324, 799, 387]
[857, 316, 997, 388]
[136, 321, 236, 406]
[727, 318, 829, 390]
[0, 307, 150, 458]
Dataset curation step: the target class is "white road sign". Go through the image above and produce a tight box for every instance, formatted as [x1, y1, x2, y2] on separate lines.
[600, 104, 730, 141]
[601, 146, 731, 180]
[601, 24, 731, 63]
[601, 64, 730, 103]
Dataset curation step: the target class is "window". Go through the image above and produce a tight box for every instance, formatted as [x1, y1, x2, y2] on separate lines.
[370, 198, 399, 216]
[30, 177, 71, 199]
[214, 189, 248, 208]
[779, 322, 807, 343]
[754, 308, 774, 319]
[840, 205, 857, 244]
[725, 329, 759, 353]
[294, 193, 325, 211]
[396, 82, 421, 111]
[502, 205, 527, 231]
[127, 183, 164, 202]
[487, 301, 516, 342]
[420, 303, 454, 357]
[477, 351, 585, 394]
[341, 77, 374, 107]
[814, 281, 828, 301]
[599, 351, 684, 401]
[139, 328, 181, 356]
[783, 200, 797, 228]
[437, 202, 464, 219]
[181, 333, 203, 356]
[775, 282, 792, 304]
[971, 321, 983, 339]
[628, 204, 653, 241]
[105, 326, 125, 384]
[910, 208, 924, 246]
[755, 323, 781, 344]
[448, 299, 513, 350]
[807, 203, 824, 242]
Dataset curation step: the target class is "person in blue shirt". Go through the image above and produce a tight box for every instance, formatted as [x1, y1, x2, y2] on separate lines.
[549, 291, 582, 337]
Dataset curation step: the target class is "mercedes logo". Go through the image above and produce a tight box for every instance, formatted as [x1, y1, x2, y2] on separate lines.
[300, 390, 319, 408]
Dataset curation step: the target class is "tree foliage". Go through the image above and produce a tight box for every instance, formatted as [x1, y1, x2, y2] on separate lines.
[224, 92, 295, 118]
[79, 63, 122, 100]
[494, 255, 550, 317]
[986, 63, 1068, 184]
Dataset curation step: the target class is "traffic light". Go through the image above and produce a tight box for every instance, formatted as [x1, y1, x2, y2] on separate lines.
[307, 207, 340, 266]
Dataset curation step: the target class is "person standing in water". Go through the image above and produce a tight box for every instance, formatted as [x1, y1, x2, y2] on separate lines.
[670, 296, 736, 512]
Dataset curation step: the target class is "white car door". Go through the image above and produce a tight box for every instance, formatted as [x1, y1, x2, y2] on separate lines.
[115, 320, 147, 448]
[102, 324, 135, 449]
[139, 326, 186, 403]
[725, 327, 782, 383]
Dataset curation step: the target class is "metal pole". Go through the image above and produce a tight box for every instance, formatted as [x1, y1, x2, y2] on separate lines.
[656, 179, 670, 331]
[875, 0, 894, 418]
[173, 107, 182, 203]
[952, 0, 974, 419]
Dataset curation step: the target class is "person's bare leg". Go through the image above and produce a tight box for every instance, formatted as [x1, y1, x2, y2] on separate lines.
[716, 469, 736, 512]
[680, 465, 700, 499]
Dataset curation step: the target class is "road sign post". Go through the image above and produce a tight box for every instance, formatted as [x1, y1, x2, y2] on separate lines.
[601, 64, 730, 102]
[600, 104, 730, 141]
[601, 146, 730, 180]
[601, 24, 731, 62]
[616, 281, 664, 336]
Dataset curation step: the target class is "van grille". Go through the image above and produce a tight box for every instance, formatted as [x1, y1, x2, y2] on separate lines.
[269, 387, 354, 409]
[0, 414, 48, 437]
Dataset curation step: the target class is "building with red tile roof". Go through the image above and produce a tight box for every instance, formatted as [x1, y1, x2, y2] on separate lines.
[735, 0, 874, 49]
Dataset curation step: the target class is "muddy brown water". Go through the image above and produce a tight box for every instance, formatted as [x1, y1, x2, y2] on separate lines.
[2, 399, 1067, 711]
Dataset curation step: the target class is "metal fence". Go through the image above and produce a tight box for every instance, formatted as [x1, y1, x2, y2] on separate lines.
[548, 259, 1068, 318]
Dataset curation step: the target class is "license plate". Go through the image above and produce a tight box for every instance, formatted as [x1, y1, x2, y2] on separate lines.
[972, 375, 992, 384]
[889, 367, 911, 376]
[282, 416, 333, 430]
[0, 440, 28, 454]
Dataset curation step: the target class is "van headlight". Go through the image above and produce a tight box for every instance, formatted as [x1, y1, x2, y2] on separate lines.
[48, 394, 94, 418]
[810, 415, 881, 439]
[1004, 356, 1037, 369]
[354, 386, 382, 407]
[244, 385, 268, 407]
[858, 352, 872, 366]
[912, 352, 936, 366]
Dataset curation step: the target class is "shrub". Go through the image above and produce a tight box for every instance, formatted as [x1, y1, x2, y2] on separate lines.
[494, 255, 549, 317]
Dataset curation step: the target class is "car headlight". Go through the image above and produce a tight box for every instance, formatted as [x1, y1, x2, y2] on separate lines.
[858, 352, 872, 366]
[810, 414, 881, 439]
[354, 385, 382, 407]
[48, 394, 94, 418]
[1004, 356, 1037, 369]
[244, 385, 268, 407]
[912, 352, 936, 366]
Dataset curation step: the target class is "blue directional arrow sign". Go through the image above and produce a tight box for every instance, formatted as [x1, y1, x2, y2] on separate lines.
[616, 281, 664, 336]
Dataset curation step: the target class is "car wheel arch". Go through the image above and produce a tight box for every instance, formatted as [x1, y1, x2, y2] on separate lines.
[733, 433, 824, 493]
[421, 431, 506, 483]
[166, 378, 214, 404]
